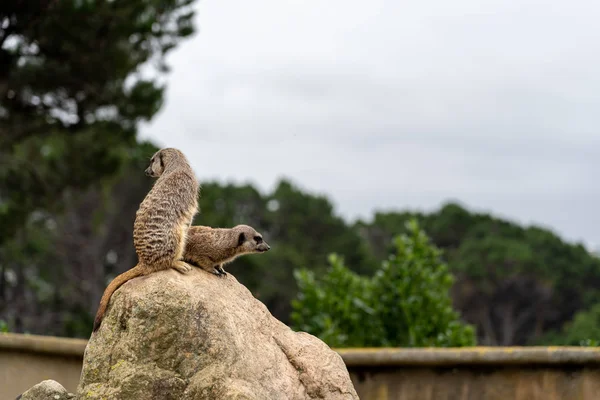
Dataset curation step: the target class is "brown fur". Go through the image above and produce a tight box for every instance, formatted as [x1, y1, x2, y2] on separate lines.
[93, 148, 199, 332]
[183, 224, 270, 276]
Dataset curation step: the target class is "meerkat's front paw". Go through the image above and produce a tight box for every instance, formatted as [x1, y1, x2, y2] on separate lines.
[172, 261, 193, 274]
[212, 265, 227, 277]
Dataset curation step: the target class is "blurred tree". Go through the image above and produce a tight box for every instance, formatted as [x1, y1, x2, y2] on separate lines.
[451, 233, 554, 345]
[0, 142, 158, 336]
[1, 173, 379, 337]
[3, 162, 599, 344]
[536, 303, 600, 347]
[0, 0, 196, 336]
[292, 220, 476, 347]
[357, 202, 600, 346]
[0, 0, 196, 243]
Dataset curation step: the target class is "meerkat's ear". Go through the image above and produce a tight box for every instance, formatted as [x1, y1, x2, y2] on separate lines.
[237, 232, 246, 246]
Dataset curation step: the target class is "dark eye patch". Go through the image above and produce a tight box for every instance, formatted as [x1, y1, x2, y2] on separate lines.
[159, 153, 164, 169]
[238, 232, 246, 246]
[254, 236, 262, 243]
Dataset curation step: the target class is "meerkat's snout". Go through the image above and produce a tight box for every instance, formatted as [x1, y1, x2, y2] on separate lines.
[257, 242, 270, 252]
[144, 166, 152, 176]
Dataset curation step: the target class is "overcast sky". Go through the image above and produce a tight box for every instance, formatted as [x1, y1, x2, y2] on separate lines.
[140, 0, 600, 250]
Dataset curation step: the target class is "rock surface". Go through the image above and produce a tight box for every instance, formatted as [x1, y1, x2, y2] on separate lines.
[18, 379, 75, 399]
[77, 268, 358, 400]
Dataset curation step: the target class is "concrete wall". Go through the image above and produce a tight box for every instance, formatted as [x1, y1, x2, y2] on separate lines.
[2, 333, 600, 400]
[0, 333, 86, 400]
[339, 348, 600, 400]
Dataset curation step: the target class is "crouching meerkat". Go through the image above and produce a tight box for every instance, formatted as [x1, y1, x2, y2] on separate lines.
[93, 147, 199, 332]
[184, 224, 271, 276]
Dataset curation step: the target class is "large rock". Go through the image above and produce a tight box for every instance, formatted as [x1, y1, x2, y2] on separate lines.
[18, 379, 74, 399]
[77, 268, 358, 400]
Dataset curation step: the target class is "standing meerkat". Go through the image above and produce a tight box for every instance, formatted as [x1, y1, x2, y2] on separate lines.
[93, 147, 199, 332]
[183, 224, 270, 276]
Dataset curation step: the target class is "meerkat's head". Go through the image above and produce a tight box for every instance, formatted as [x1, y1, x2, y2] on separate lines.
[235, 225, 270, 254]
[145, 148, 186, 178]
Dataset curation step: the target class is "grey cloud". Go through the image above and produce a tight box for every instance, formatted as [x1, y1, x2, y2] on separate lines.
[141, 0, 600, 250]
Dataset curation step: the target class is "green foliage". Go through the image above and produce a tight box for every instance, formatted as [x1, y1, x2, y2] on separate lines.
[291, 254, 377, 347]
[372, 220, 476, 347]
[357, 202, 600, 345]
[292, 220, 476, 348]
[537, 304, 600, 347]
[0, 320, 9, 333]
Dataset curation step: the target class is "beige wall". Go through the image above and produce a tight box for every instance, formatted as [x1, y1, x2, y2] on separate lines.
[346, 365, 600, 400]
[1, 351, 83, 400]
[338, 347, 600, 400]
[0, 333, 86, 400]
[2, 333, 600, 400]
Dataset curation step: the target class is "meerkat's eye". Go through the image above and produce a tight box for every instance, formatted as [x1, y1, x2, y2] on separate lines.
[254, 236, 262, 243]
[238, 232, 246, 246]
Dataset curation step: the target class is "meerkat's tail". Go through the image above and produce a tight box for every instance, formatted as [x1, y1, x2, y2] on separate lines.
[93, 264, 147, 332]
